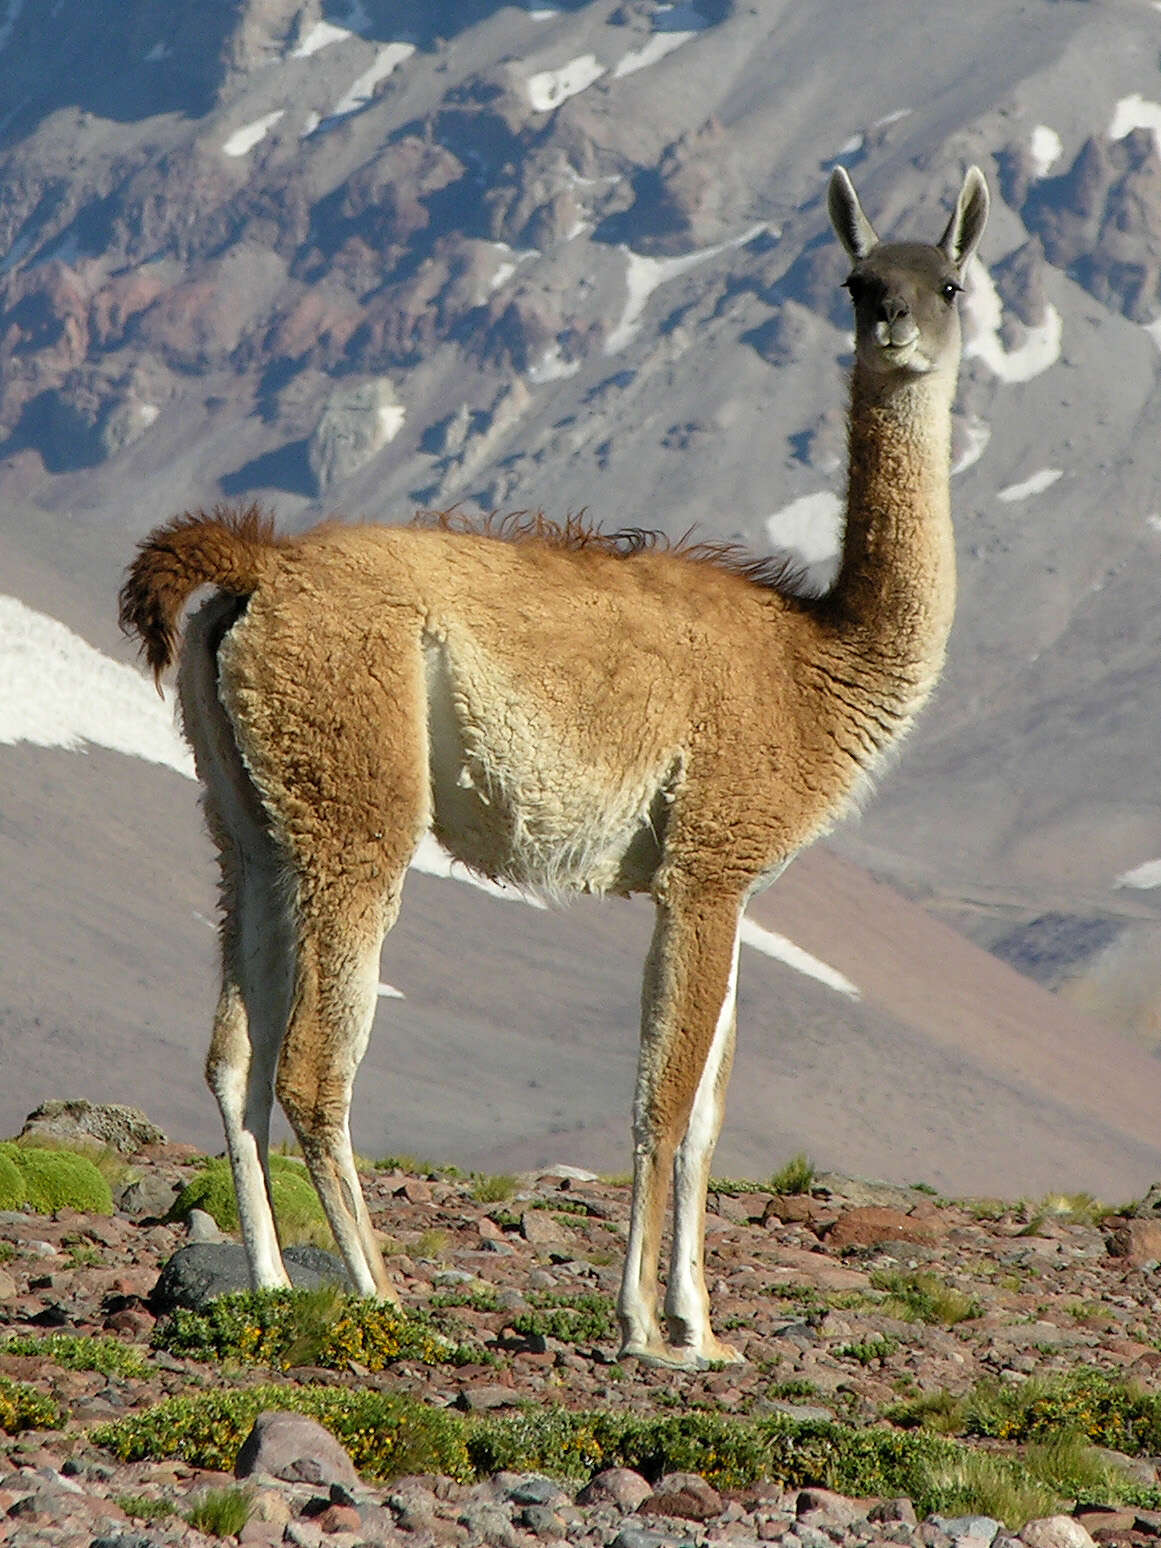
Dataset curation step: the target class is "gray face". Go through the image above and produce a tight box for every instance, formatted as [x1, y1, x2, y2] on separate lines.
[842, 241, 965, 377]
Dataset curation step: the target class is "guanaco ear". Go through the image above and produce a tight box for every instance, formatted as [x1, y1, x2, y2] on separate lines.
[938, 165, 989, 273]
[828, 166, 879, 261]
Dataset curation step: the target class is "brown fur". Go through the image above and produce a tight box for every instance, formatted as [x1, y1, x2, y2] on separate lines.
[117, 167, 987, 1367]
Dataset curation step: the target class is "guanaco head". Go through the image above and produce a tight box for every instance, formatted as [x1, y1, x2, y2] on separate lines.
[828, 165, 989, 379]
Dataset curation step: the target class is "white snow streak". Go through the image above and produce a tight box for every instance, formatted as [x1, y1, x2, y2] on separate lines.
[1029, 124, 1062, 177]
[527, 54, 606, 112]
[1115, 859, 1161, 890]
[377, 982, 405, 999]
[291, 0, 369, 56]
[332, 43, 415, 118]
[223, 111, 285, 158]
[1109, 93, 1161, 152]
[606, 224, 764, 354]
[764, 491, 842, 590]
[996, 468, 1062, 503]
[952, 414, 992, 475]
[740, 918, 860, 999]
[0, 595, 195, 777]
[1143, 317, 1161, 353]
[962, 260, 1062, 384]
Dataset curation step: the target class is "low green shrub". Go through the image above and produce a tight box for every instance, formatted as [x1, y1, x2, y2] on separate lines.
[0, 1376, 64, 1434]
[0, 1141, 113, 1215]
[767, 1154, 816, 1196]
[871, 1269, 983, 1326]
[92, 1384, 473, 1480]
[507, 1292, 617, 1347]
[168, 1155, 330, 1247]
[185, 1485, 253, 1537]
[1, 1334, 148, 1378]
[152, 1286, 479, 1370]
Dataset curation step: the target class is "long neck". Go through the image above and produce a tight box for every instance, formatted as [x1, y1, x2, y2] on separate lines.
[825, 364, 958, 709]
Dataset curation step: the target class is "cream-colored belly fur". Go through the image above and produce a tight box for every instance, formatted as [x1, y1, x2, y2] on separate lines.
[424, 638, 673, 897]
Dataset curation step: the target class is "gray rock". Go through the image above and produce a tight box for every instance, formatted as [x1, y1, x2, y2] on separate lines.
[235, 1409, 359, 1488]
[307, 378, 403, 494]
[576, 1467, 654, 1510]
[19, 1099, 165, 1155]
[186, 1207, 227, 1244]
[115, 1172, 181, 1219]
[1019, 1520, 1096, 1548]
[930, 1516, 1001, 1546]
[150, 1241, 351, 1312]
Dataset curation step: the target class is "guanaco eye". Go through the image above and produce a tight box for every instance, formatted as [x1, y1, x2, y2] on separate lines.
[842, 275, 865, 300]
[940, 280, 962, 303]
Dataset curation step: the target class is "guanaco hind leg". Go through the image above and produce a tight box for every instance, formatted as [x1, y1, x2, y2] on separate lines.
[618, 884, 744, 1368]
[275, 878, 405, 1302]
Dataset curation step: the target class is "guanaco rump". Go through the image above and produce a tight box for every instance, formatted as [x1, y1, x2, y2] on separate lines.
[120, 164, 987, 1368]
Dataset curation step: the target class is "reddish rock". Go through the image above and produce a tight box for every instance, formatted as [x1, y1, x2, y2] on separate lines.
[1104, 1218, 1161, 1265]
[825, 1206, 946, 1249]
[638, 1472, 722, 1522]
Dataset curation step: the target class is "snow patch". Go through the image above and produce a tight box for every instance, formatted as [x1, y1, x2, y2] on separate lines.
[528, 345, 580, 384]
[223, 111, 285, 158]
[612, 5, 708, 80]
[740, 917, 859, 999]
[527, 54, 605, 112]
[332, 43, 415, 119]
[378, 401, 406, 442]
[1029, 124, 1062, 177]
[0, 595, 195, 778]
[765, 491, 842, 590]
[1115, 859, 1161, 890]
[291, 0, 370, 56]
[606, 224, 765, 354]
[1143, 317, 1161, 352]
[1147, 514, 1161, 534]
[1109, 93, 1161, 152]
[377, 982, 405, 999]
[952, 415, 991, 475]
[962, 260, 1062, 384]
[996, 468, 1062, 503]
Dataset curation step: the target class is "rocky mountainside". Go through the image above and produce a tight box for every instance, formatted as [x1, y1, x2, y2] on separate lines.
[2, 0, 1161, 1182]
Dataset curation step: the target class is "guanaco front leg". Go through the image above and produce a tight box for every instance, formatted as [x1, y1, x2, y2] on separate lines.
[618, 884, 744, 1368]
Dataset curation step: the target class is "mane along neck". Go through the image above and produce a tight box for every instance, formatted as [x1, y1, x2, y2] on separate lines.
[826, 364, 957, 703]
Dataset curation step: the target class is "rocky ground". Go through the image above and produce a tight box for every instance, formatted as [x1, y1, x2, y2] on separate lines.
[3, 1116, 1161, 1548]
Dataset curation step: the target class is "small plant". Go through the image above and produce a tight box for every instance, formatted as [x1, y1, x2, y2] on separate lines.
[114, 1493, 175, 1523]
[429, 1285, 503, 1313]
[1, 1334, 148, 1379]
[153, 1287, 479, 1371]
[767, 1379, 821, 1401]
[472, 1173, 517, 1204]
[767, 1153, 816, 1196]
[0, 1376, 64, 1434]
[506, 1292, 617, 1348]
[871, 1269, 982, 1326]
[838, 1335, 899, 1366]
[185, 1485, 253, 1537]
[93, 1384, 473, 1481]
[415, 1227, 450, 1259]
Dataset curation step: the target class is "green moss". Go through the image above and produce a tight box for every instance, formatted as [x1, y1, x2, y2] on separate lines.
[152, 1286, 480, 1371]
[0, 1146, 28, 1209]
[168, 1155, 330, 1247]
[92, 1383, 473, 1481]
[0, 1376, 64, 1434]
[0, 1142, 112, 1215]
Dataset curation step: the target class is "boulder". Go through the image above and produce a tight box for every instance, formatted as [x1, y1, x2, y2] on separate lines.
[19, 1100, 166, 1156]
[150, 1241, 351, 1312]
[234, 1409, 359, 1488]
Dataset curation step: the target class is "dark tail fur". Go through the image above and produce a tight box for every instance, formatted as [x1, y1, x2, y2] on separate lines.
[118, 502, 288, 686]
